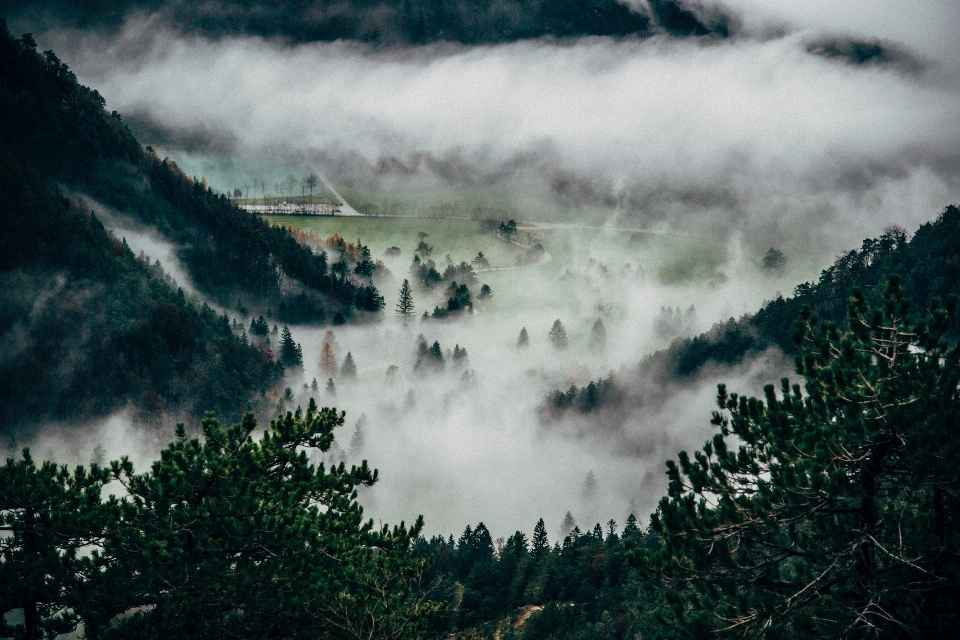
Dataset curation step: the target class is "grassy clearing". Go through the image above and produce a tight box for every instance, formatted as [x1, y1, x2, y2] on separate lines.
[265, 215, 523, 268]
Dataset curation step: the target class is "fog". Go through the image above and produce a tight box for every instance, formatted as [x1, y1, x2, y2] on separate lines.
[13, 1, 960, 539]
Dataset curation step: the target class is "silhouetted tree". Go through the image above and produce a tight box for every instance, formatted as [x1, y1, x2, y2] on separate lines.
[762, 247, 786, 271]
[589, 318, 606, 350]
[548, 319, 568, 349]
[517, 327, 529, 349]
[279, 325, 303, 367]
[340, 352, 357, 380]
[396, 279, 415, 321]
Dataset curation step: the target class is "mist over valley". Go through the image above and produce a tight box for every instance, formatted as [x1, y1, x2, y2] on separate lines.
[3, 2, 960, 637]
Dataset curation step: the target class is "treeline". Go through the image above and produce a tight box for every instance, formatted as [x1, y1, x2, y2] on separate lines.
[422, 516, 670, 639]
[7, 0, 735, 45]
[450, 276, 960, 638]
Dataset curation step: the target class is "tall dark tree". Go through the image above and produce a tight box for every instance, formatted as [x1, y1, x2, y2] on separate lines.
[517, 327, 529, 349]
[532, 518, 549, 557]
[279, 325, 303, 367]
[340, 352, 358, 380]
[396, 278, 415, 321]
[548, 319, 568, 349]
[641, 277, 960, 637]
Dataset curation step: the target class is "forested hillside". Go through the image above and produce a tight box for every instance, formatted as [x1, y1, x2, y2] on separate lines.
[545, 209, 960, 417]
[0, 20, 380, 431]
[7, 0, 735, 45]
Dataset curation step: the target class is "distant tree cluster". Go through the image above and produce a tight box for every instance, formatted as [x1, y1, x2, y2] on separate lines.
[413, 335, 447, 374]
[421, 514, 665, 638]
[542, 375, 621, 417]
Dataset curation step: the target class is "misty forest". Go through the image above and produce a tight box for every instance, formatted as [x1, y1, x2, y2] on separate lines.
[2, 1, 960, 638]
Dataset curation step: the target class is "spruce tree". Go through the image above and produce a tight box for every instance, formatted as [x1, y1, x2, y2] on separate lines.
[517, 327, 529, 349]
[279, 325, 303, 367]
[589, 318, 606, 350]
[548, 319, 568, 349]
[532, 518, 549, 556]
[340, 352, 357, 380]
[396, 278, 415, 321]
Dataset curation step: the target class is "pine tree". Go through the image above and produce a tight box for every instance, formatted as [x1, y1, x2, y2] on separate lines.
[642, 277, 960, 636]
[559, 511, 576, 541]
[517, 327, 529, 349]
[325, 377, 336, 396]
[349, 414, 367, 456]
[589, 317, 606, 350]
[582, 470, 598, 500]
[81, 403, 439, 637]
[548, 319, 568, 349]
[340, 352, 357, 380]
[396, 278, 415, 321]
[279, 325, 303, 367]
[532, 518, 549, 556]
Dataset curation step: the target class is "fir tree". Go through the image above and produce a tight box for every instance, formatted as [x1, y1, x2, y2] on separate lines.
[396, 278, 415, 321]
[340, 352, 357, 380]
[548, 319, 568, 349]
[279, 325, 303, 367]
[532, 518, 549, 556]
[589, 317, 606, 350]
[517, 327, 529, 349]
[325, 378, 336, 396]
[559, 511, 576, 541]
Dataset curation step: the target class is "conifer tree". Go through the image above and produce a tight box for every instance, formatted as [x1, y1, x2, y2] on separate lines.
[548, 319, 568, 349]
[79, 402, 439, 638]
[589, 317, 606, 350]
[279, 325, 303, 367]
[396, 279, 415, 321]
[642, 277, 960, 636]
[340, 352, 357, 380]
[517, 327, 529, 349]
[325, 377, 337, 396]
[532, 518, 549, 556]
[318, 340, 338, 379]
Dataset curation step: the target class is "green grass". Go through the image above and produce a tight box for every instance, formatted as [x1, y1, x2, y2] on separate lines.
[265, 215, 524, 268]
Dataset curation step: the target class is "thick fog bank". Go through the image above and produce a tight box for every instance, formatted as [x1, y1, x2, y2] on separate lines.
[26, 8, 960, 254]
[9, 0, 960, 538]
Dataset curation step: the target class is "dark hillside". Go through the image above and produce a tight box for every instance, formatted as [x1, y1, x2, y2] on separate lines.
[543, 208, 960, 414]
[5, 0, 734, 46]
[0, 20, 381, 432]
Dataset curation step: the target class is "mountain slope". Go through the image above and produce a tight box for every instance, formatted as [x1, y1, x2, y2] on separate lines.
[0, 20, 382, 432]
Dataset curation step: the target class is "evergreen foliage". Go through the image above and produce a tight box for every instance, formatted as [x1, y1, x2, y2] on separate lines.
[1, 403, 439, 639]
[279, 325, 303, 367]
[396, 278, 415, 320]
[548, 319, 568, 349]
[340, 352, 358, 379]
[517, 327, 529, 349]
[589, 317, 607, 350]
[642, 276, 960, 637]
[543, 375, 621, 417]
